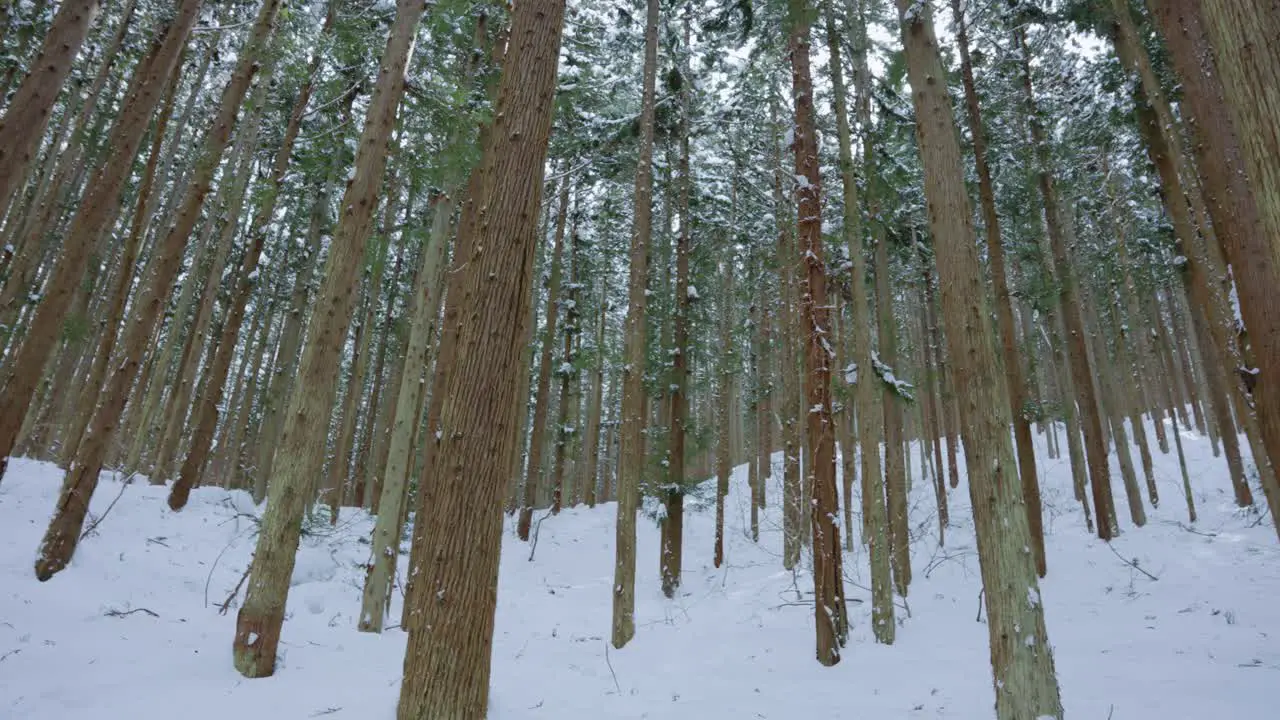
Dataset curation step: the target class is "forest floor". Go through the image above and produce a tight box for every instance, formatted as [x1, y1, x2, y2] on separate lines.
[2, 421, 1278, 719]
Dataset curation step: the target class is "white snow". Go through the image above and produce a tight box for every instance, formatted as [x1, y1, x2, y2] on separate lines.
[1, 417, 1277, 719]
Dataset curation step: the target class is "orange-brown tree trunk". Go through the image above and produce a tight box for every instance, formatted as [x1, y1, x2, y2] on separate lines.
[396, 0, 566, 715]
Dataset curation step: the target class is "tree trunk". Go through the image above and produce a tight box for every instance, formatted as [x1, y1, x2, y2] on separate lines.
[950, 0, 1044, 575]
[581, 279, 607, 508]
[517, 175, 570, 538]
[662, 14, 692, 597]
[358, 193, 450, 632]
[33, 0, 278, 581]
[61, 45, 183, 465]
[395, 1, 565, 715]
[0, 0, 100, 215]
[168, 4, 333, 508]
[836, 0, 893, 643]
[0, 0, 202, 484]
[1177, 0, 1280, 504]
[895, 2, 1063, 716]
[1015, 24, 1117, 540]
[790, 0, 845, 662]
[610, 0, 658, 652]
[232, 0, 421, 677]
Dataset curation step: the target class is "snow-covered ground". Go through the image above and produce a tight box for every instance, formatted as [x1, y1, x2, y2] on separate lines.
[2, 421, 1277, 719]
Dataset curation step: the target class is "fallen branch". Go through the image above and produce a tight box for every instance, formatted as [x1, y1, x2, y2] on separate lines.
[218, 565, 253, 615]
[603, 640, 621, 695]
[105, 607, 158, 619]
[80, 472, 137, 540]
[528, 509, 554, 562]
[1106, 542, 1159, 582]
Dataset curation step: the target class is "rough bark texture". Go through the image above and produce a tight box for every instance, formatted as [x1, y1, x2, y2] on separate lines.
[895, 2, 1063, 717]
[358, 195, 450, 633]
[168, 3, 334, 509]
[395, 1, 565, 716]
[611, 0, 658, 652]
[662, 20, 691, 597]
[0, 0, 202, 485]
[790, 0, 846, 663]
[0, 0, 99, 215]
[1146, 0, 1280, 531]
[950, 0, 1044, 575]
[232, 0, 420, 677]
[841, 0, 893, 643]
[34, 0, 277, 582]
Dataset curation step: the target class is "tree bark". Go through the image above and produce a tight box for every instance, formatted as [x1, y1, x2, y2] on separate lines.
[395, 1, 565, 715]
[34, 0, 277, 581]
[517, 175, 570, 538]
[836, 0, 893, 643]
[232, 0, 421, 677]
[0, 0, 202, 484]
[895, 2, 1063, 716]
[790, 0, 846, 662]
[168, 3, 334, 508]
[1015, 23, 1117, 540]
[611, 0, 658, 652]
[0, 0, 100, 215]
[950, 0, 1044, 574]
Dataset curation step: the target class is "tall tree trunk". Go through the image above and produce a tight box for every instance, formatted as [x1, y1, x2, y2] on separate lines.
[168, 3, 334, 508]
[581, 279, 607, 508]
[833, 0, 893, 642]
[61, 44, 184, 465]
[790, 0, 845, 662]
[0, 0, 203, 484]
[552, 211, 580, 513]
[1110, 2, 1271, 522]
[517, 175, 570, 538]
[1015, 24, 1117, 540]
[895, 2, 1062, 716]
[774, 96, 803, 572]
[1177, 0, 1280, 502]
[950, 0, 1044, 575]
[395, 1, 565, 715]
[662, 12, 692, 598]
[0, 0, 100, 215]
[714, 256, 734, 567]
[232, 0, 422, 677]
[611, 0, 658, 652]
[358, 193, 450, 632]
[33, 0, 279, 581]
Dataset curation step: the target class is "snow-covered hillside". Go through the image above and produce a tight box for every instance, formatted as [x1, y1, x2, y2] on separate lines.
[2, 422, 1277, 719]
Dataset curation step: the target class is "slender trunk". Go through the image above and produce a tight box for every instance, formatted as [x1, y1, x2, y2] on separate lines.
[1015, 24, 1117, 540]
[552, 211, 580, 513]
[233, 0, 422, 677]
[895, 2, 1062, 716]
[168, 4, 334, 508]
[950, 0, 1044, 574]
[611, 0, 658, 652]
[0, 0, 202, 484]
[581, 279, 607, 508]
[791, 0, 845, 661]
[358, 193, 451, 632]
[33, 0, 278, 581]
[838, 0, 892, 642]
[61, 46, 184, 465]
[0, 0, 100, 214]
[517, 175, 570, 538]
[662, 14, 692, 598]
